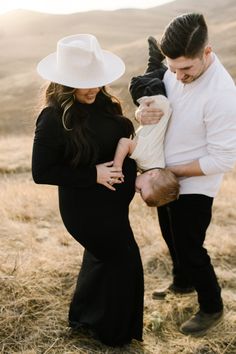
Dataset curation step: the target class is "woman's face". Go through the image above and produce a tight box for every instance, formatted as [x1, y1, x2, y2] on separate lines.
[74, 87, 101, 104]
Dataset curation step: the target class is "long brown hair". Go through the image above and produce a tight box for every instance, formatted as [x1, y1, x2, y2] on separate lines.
[42, 83, 133, 167]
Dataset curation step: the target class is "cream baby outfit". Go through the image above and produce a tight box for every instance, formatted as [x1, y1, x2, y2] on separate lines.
[130, 95, 172, 171]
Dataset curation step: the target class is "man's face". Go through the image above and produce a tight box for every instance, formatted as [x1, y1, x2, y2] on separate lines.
[166, 47, 212, 84]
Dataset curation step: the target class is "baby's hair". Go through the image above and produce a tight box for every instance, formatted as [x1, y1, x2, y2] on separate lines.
[144, 169, 179, 207]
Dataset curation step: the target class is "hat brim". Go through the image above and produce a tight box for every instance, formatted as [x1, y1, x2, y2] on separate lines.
[37, 50, 125, 89]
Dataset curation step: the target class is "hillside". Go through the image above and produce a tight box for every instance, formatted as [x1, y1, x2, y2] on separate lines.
[0, 1, 236, 353]
[0, 0, 236, 134]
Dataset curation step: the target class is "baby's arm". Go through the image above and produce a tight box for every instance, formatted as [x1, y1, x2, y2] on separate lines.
[113, 137, 137, 169]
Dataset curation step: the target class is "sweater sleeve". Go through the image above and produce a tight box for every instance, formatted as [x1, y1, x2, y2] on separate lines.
[199, 89, 236, 175]
[32, 107, 97, 187]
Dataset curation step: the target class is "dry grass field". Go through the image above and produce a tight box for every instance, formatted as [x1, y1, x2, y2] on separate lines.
[0, 0, 236, 353]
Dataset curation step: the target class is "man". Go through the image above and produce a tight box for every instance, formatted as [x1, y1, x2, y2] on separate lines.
[134, 13, 236, 336]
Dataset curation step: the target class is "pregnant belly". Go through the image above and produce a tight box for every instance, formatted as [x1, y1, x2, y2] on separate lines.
[58, 158, 136, 241]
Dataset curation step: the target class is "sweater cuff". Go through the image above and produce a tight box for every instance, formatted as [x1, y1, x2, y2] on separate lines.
[199, 155, 235, 175]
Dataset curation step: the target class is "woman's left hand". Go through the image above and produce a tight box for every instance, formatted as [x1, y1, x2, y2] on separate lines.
[96, 161, 124, 191]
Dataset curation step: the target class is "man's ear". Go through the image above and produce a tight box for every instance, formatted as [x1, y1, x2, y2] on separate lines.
[204, 45, 212, 57]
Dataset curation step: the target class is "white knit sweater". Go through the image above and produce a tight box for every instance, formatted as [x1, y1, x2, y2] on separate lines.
[163, 54, 236, 197]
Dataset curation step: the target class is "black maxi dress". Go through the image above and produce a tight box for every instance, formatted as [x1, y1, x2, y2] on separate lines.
[32, 101, 144, 346]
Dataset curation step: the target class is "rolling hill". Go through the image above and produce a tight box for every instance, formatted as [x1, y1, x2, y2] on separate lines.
[0, 0, 236, 134]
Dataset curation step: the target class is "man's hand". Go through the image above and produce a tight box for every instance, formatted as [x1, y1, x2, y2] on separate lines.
[135, 98, 164, 125]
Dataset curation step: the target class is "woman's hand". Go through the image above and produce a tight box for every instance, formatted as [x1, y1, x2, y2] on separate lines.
[96, 161, 124, 191]
[135, 98, 164, 125]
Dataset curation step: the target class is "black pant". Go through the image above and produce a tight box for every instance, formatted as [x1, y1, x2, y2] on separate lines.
[157, 194, 223, 313]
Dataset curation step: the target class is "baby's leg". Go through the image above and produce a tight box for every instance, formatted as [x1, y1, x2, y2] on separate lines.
[146, 36, 166, 73]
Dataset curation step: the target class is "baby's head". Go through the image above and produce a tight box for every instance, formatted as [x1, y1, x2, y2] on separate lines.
[135, 168, 179, 207]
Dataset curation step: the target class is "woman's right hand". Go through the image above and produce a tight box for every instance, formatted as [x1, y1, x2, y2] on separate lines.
[135, 98, 164, 125]
[96, 161, 124, 191]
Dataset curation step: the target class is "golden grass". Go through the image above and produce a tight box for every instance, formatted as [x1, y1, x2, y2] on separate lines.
[0, 136, 236, 353]
[0, 136, 32, 174]
[1, 2, 236, 351]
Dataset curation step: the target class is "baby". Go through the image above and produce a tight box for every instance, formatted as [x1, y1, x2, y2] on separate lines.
[113, 37, 179, 207]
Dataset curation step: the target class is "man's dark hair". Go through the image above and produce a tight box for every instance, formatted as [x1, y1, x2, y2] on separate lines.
[160, 13, 208, 59]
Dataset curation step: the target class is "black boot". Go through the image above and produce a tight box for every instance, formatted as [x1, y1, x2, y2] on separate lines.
[146, 36, 165, 73]
[180, 310, 223, 336]
[152, 283, 195, 300]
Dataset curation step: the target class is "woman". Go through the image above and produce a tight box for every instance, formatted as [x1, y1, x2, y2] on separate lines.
[32, 34, 144, 347]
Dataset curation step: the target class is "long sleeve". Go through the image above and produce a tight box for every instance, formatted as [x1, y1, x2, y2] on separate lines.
[199, 90, 236, 175]
[32, 107, 97, 188]
[163, 54, 236, 197]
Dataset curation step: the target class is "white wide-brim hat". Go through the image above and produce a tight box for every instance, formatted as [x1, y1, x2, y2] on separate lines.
[37, 34, 125, 89]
